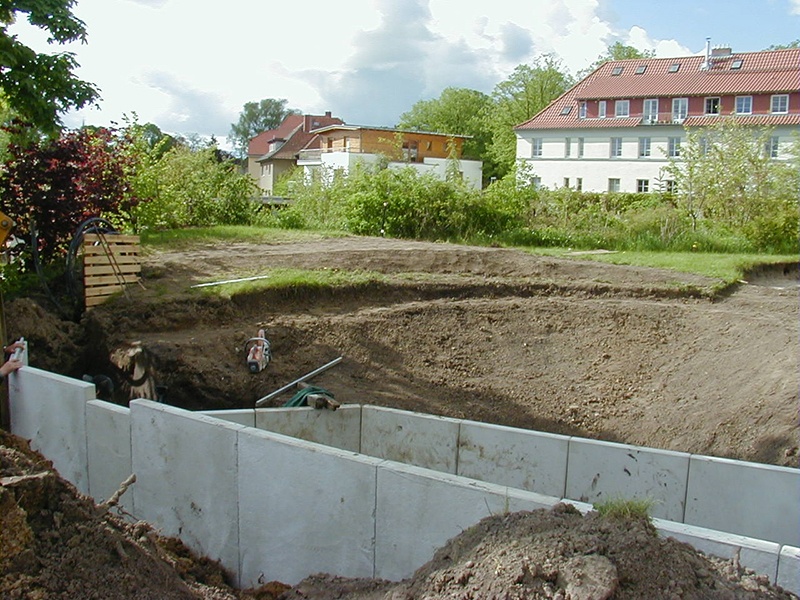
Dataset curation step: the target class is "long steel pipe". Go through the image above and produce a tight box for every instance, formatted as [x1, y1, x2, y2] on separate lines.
[255, 356, 343, 407]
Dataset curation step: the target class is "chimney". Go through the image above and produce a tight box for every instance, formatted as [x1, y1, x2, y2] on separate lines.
[325, 111, 332, 118]
[701, 37, 711, 70]
[711, 46, 732, 57]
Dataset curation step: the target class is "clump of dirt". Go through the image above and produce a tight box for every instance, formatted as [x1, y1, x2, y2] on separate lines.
[286, 504, 797, 600]
[0, 429, 288, 600]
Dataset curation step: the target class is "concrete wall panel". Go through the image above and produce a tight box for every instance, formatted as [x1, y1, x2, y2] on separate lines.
[685, 456, 800, 547]
[654, 519, 780, 583]
[9, 367, 95, 494]
[362, 406, 459, 472]
[375, 462, 557, 581]
[203, 409, 255, 428]
[565, 438, 690, 522]
[777, 546, 800, 596]
[237, 428, 381, 587]
[457, 421, 569, 497]
[86, 400, 132, 512]
[130, 400, 244, 573]
[254, 405, 361, 452]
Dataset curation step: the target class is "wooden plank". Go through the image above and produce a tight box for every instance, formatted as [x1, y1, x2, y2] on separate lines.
[85, 285, 127, 298]
[83, 233, 140, 244]
[84, 265, 141, 276]
[84, 254, 142, 265]
[83, 246, 140, 257]
[83, 274, 140, 287]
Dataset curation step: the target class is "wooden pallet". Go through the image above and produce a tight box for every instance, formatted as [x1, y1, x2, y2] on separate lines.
[83, 233, 141, 308]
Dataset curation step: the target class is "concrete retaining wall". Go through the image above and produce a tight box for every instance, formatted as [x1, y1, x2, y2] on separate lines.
[7, 367, 800, 594]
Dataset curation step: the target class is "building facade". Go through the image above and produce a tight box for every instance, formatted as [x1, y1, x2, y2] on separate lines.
[297, 125, 483, 190]
[248, 112, 344, 196]
[515, 46, 800, 193]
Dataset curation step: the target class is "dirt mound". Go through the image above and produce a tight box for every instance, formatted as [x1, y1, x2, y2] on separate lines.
[288, 504, 796, 600]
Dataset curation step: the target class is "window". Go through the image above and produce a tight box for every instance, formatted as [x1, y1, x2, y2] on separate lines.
[577, 137, 585, 158]
[576, 177, 583, 191]
[560, 105, 572, 115]
[699, 137, 709, 156]
[608, 178, 620, 192]
[615, 100, 630, 117]
[771, 94, 789, 114]
[668, 137, 681, 158]
[765, 136, 779, 158]
[664, 180, 677, 194]
[635, 65, 647, 75]
[643, 98, 659, 122]
[402, 141, 418, 162]
[638, 137, 651, 157]
[531, 138, 542, 157]
[610, 137, 622, 157]
[730, 59, 743, 70]
[611, 66, 624, 75]
[668, 63, 680, 73]
[563, 177, 570, 188]
[672, 97, 688, 122]
[705, 97, 720, 115]
[532, 176, 542, 189]
[598, 100, 607, 118]
[564, 137, 571, 158]
[735, 96, 752, 114]
[636, 179, 650, 193]
[579, 102, 587, 118]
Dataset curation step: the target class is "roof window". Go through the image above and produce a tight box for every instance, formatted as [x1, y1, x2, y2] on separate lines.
[560, 106, 572, 115]
[730, 59, 743, 70]
[635, 65, 647, 75]
[611, 66, 624, 76]
[668, 63, 680, 73]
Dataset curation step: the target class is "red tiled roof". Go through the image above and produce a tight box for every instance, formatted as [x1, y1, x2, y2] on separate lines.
[248, 114, 304, 156]
[248, 113, 344, 157]
[517, 48, 800, 131]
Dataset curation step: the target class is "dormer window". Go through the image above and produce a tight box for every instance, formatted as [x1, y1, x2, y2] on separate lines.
[668, 63, 680, 73]
[635, 65, 647, 75]
[615, 99, 630, 117]
[611, 66, 624, 76]
[579, 102, 587, 118]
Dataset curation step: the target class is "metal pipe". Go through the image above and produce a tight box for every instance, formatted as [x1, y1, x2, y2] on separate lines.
[255, 356, 343, 407]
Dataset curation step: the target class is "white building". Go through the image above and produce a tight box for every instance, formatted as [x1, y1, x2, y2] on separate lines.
[515, 46, 800, 193]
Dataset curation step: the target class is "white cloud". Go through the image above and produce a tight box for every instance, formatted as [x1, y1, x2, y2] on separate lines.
[5, 0, 784, 141]
[791, 0, 800, 15]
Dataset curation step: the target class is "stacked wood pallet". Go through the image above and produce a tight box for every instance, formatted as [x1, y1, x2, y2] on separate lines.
[83, 233, 141, 308]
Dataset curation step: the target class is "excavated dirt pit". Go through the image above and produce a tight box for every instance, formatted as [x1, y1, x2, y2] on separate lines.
[2, 235, 799, 599]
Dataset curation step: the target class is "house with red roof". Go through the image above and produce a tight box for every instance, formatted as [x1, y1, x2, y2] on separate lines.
[248, 111, 344, 195]
[296, 124, 483, 190]
[515, 45, 800, 193]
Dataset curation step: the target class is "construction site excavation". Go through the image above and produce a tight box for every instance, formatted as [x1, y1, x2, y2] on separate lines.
[3, 234, 799, 600]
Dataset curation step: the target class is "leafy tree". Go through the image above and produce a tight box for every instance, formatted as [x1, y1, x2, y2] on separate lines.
[487, 55, 573, 177]
[582, 42, 655, 75]
[127, 131, 259, 231]
[0, 0, 99, 134]
[663, 118, 799, 252]
[766, 39, 800, 50]
[0, 126, 136, 265]
[228, 98, 300, 159]
[398, 87, 496, 176]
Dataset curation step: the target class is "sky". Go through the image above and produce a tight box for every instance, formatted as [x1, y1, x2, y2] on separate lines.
[9, 0, 800, 149]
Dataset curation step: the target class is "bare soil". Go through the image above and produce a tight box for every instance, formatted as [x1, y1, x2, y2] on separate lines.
[2, 234, 798, 599]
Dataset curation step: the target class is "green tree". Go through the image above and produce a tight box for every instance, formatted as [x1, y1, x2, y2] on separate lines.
[663, 118, 799, 252]
[578, 42, 655, 79]
[397, 87, 496, 176]
[228, 98, 300, 159]
[487, 55, 573, 177]
[766, 39, 800, 50]
[0, 0, 98, 134]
